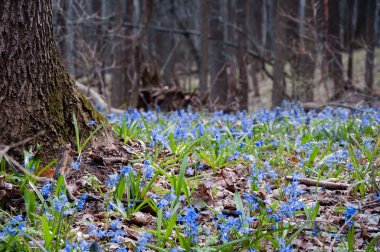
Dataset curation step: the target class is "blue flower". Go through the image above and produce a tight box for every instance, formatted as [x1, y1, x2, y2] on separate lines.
[76, 193, 87, 210]
[157, 198, 169, 209]
[278, 238, 292, 252]
[110, 219, 122, 230]
[41, 182, 53, 197]
[186, 167, 194, 175]
[70, 160, 81, 170]
[88, 120, 96, 125]
[4, 215, 25, 236]
[120, 165, 132, 176]
[107, 173, 120, 188]
[52, 195, 70, 213]
[116, 247, 129, 252]
[136, 233, 153, 252]
[178, 206, 200, 243]
[65, 242, 76, 252]
[117, 248, 129, 252]
[344, 206, 357, 227]
[374, 193, 380, 202]
[143, 160, 154, 180]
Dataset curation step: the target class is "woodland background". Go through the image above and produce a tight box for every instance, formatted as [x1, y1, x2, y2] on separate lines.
[52, 0, 380, 111]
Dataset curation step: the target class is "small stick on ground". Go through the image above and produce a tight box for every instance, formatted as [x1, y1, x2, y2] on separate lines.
[4, 154, 52, 183]
[285, 176, 349, 190]
[54, 144, 77, 202]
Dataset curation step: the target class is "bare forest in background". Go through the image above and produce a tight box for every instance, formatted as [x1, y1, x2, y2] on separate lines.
[53, 0, 380, 112]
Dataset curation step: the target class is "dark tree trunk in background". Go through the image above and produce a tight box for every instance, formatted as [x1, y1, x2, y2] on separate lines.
[209, 0, 228, 108]
[249, 0, 263, 98]
[111, 0, 133, 109]
[365, 0, 376, 96]
[345, 0, 356, 89]
[295, 0, 316, 102]
[326, 0, 346, 99]
[0, 0, 108, 160]
[271, 1, 287, 108]
[130, 0, 153, 108]
[199, 0, 209, 100]
[237, 0, 249, 110]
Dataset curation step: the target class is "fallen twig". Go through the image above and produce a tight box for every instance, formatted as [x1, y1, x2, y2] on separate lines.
[54, 144, 77, 202]
[328, 212, 358, 252]
[285, 176, 349, 190]
[4, 154, 52, 183]
[0, 131, 45, 156]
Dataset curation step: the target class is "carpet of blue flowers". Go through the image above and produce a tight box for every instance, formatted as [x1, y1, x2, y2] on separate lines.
[1, 102, 380, 251]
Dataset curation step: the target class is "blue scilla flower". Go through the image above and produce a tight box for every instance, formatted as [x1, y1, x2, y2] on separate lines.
[157, 198, 170, 209]
[52, 195, 70, 213]
[110, 219, 122, 230]
[120, 165, 132, 176]
[41, 182, 53, 197]
[107, 173, 120, 188]
[227, 150, 240, 161]
[4, 215, 25, 236]
[87, 120, 96, 125]
[178, 206, 199, 243]
[116, 248, 129, 252]
[136, 233, 153, 252]
[70, 159, 81, 170]
[76, 193, 87, 210]
[143, 160, 154, 180]
[374, 193, 380, 202]
[218, 216, 242, 242]
[278, 238, 293, 252]
[64, 242, 76, 252]
[344, 206, 357, 227]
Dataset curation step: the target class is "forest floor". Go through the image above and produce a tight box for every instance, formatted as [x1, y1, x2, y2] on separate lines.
[1, 101, 380, 251]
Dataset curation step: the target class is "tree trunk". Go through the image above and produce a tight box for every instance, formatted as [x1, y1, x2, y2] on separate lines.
[271, 1, 287, 108]
[199, 0, 209, 100]
[0, 0, 108, 160]
[365, 0, 376, 96]
[326, 0, 346, 99]
[293, 0, 316, 102]
[209, 0, 228, 108]
[345, 0, 356, 89]
[111, 0, 133, 109]
[129, 0, 154, 108]
[237, 0, 249, 110]
[249, 0, 263, 98]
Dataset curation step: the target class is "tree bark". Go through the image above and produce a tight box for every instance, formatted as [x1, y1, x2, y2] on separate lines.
[209, 0, 228, 108]
[129, 0, 154, 108]
[292, 0, 316, 102]
[326, 0, 346, 99]
[0, 0, 108, 160]
[237, 0, 249, 110]
[111, 0, 133, 109]
[199, 0, 209, 100]
[271, 1, 287, 108]
[365, 0, 376, 96]
[249, 0, 263, 98]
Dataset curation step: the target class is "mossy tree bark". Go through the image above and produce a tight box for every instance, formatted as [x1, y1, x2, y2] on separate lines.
[0, 0, 109, 160]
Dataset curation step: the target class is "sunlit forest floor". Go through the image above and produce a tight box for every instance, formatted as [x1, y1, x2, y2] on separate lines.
[1, 101, 380, 251]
